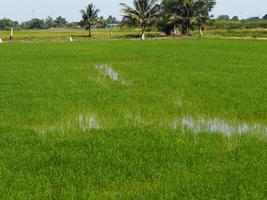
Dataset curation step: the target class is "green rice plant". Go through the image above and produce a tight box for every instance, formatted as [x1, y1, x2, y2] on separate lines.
[0, 38, 266, 199]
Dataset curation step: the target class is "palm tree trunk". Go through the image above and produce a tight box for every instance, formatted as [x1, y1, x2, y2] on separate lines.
[9, 27, 13, 40]
[186, 24, 191, 36]
[199, 26, 203, 36]
[173, 24, 180, 36]
[141, 24, 146, 40]
[88, 23, 92, 37]
[88, 27, 91, 37]
[173, 25, 177, 36]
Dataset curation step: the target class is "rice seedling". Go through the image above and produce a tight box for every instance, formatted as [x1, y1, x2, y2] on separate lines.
[0, 38, 266, 199]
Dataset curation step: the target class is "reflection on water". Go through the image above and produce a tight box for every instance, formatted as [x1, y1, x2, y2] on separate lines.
[172, 116, 267, 135]
[78, 113, 100, 130]
[94, 64, 118, 81]
[34, 112, 266, 136]
[94, 64, 129, 85]
[35, 113, 100, 133]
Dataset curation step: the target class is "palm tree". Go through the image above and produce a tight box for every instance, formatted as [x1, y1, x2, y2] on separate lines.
[179, 0, 197, 35]
[161, 0, 195, 35]
[120, 0, 160, 40]
[80, 4, 100, 37]
[161, 0, 183, 36]
[194, 0, 216, 36]
[161, 0, 215, 36]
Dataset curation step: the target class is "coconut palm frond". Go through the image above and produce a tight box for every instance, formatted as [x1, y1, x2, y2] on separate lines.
[80, 3, 100, 37]
[120, 0, 160, 39]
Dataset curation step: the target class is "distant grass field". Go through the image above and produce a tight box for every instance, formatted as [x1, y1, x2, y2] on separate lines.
[205, 29, 267, 39]
[0, 39, 266, 199]
[0, 28, 266, 43]
[0, 28, 164, 42]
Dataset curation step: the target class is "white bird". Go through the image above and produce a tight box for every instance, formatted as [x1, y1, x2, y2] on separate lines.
[69, 36, 73, 42]
[0, 38, 3, 43]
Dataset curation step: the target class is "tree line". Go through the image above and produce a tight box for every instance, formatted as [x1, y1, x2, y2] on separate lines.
[81, 0, 217, 38]
[81, 0, 267, 39]
[0, 15, 119, 30]
[0, 16, 75, 30]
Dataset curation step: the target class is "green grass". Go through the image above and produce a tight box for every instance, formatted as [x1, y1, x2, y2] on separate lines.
[204, 29, 267, 39]
[0, 28, 164, 42]
[1, 128, 266, 199]
[0, 39, 266, 199]
[1, 28, 266, 44]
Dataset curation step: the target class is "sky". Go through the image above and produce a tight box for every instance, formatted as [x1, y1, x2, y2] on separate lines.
[1, 0, 266, 22]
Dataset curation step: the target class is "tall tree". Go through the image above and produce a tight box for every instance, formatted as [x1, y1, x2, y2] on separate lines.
[0, 18, 14, 30]
[55, 16, 67, 27]
[120, 0, 160, 40]
[161, 0, 183, 36]
[231, 16, 239, 21]
[161, 0, 215, 36]
[194, 0, 216, 36]
[80, 4, 100, 37]
[180, 0, 196, 35]
[45, 16, 55, 28]
[21, 18, 46, 29]
[217, 15, 230, 21]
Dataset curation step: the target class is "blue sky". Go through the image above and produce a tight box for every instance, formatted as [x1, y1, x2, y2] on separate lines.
[1, 0, 266, 22]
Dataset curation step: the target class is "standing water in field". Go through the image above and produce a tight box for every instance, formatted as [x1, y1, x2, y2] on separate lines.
[77, 113, 100, 130]
[172, 116, 267, 135]
[94, 64, 119, 81]
[34, 113, 266, 135]
[34, 113, 101, 133]
[94, 64, 129, 85]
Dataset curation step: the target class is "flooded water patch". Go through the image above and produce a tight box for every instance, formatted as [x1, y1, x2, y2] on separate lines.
[94, 64, 129, 85]
[34, 113, 101, 133]
[33, 112, 266, 136]
[172, 116, 267, 135]
[77, 113, 100, 130]
[125, 112, 142, 126]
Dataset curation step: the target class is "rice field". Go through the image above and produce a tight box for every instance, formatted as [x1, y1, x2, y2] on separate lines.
[1, 28, 266, 43]
[0, 37, 266, 199]
[0, 28, 164, 42]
